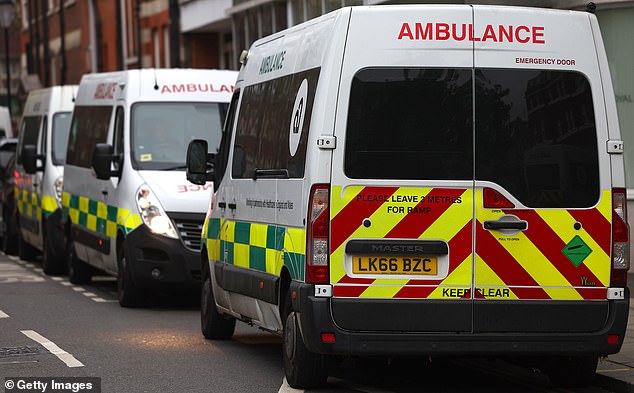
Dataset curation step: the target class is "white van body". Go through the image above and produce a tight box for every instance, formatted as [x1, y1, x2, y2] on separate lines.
[15, 85, 77, 273]
[62, 68, 237, 306]
[193, 5, 629, 388]
[0, 106, 13, 138]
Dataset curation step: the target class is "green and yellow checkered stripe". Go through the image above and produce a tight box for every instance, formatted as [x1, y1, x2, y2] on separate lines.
[16, 186, 59, 220]
[204, 217, 306, 281]
[62, 191, 142, 238]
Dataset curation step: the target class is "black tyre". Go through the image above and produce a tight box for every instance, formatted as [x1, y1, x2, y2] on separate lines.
[546, 355, 597, 387]
[17, 230, 37, 261]
[67, 237, 91, 285]
[42, 232, 66, 275]
[201, 273, 235, 339]
[1, 210, 17, 255]
[117, 243, 145, 308]
[282, 295, 328, 389]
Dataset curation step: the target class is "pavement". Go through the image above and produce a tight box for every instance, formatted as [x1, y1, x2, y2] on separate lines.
[594, 273, 634, 392]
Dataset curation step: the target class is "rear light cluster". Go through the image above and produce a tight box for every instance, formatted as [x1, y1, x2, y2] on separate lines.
[611, 188, 629, 287]
[306, 184, 329, 284]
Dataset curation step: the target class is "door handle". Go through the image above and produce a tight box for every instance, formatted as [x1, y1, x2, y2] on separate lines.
[228, 203, 237, 210]
[218, 202, 226, 209]
[483, 219, 528, 231]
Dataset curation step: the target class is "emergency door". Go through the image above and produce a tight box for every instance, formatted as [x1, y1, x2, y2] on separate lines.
[471, 6, 612, 333]
[329, 6, 477, 333]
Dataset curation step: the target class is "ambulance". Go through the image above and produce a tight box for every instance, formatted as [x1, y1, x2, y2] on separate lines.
[15, 85, 77, 274]
[186, 5, 629, 388]
[62, 68, 237, 307]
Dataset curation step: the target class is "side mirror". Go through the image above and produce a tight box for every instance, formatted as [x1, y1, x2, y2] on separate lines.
[186, 139, 215, 186]
[22, 145, 42, 174]
[92, 143, 120, 180]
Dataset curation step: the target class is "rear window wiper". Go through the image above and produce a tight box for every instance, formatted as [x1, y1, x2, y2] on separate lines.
[253, 168, 289, 179]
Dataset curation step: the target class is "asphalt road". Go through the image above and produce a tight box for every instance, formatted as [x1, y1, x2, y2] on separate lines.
[0, 253, 622, 393]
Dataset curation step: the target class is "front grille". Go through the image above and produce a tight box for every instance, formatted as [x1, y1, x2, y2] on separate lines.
[169, 212, 205, 253]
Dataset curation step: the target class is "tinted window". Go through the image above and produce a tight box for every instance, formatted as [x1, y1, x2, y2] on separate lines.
[52, 112, 72, 165]
[17, 116, 42, 164]
[232, 68, 319, 179]
[475, 69, 598, 208]
[216, 90, 240, 185]
[131, 102, 228, 170]
[344, 68, 473, 180]
[66, 106, 112, 168]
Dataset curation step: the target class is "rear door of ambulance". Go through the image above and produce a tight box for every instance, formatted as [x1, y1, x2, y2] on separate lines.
[330, 6, 476, 333]
[471, 6, 612, 333]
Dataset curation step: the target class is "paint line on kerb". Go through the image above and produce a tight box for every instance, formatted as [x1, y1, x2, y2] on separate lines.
[21, 330, 84, 368]
[278, 378, 304, 393]
[0, 310, 9, 318]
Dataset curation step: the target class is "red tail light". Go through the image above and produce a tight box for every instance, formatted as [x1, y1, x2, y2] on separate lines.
[611, 188, 629, 287]
[483, 188, 515, 209]
[306, 184, 329, 284]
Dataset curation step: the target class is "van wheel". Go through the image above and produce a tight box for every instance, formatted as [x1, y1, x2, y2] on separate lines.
[67, 237, 91, 285]
[282, 296, 328, 389]
[18, 231, 37, 261]
[201, 273, 235, 339]
[42, 233, 65, 275]
[117, 244, 144, 308]
[1, 210, 17, 255]
[546, 355, 597, 387]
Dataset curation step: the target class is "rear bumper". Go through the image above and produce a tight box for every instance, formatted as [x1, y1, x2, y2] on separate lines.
[291, 282, 629, 357]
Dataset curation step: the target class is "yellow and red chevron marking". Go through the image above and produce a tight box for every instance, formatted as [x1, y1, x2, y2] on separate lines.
[330, 186, 612, 301]
[475, 189, 611, 301]
[330, 185, 472, 299]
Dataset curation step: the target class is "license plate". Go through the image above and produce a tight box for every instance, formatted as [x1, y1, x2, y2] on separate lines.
[352, 256, 438, 275]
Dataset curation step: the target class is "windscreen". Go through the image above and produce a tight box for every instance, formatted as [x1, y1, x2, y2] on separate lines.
[52, 112, 72, 165]
[131, 102, 228, 170]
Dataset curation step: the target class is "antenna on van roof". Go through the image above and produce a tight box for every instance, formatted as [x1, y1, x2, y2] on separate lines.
[586, 2, 596, 13]
[153, 69, 159, 90]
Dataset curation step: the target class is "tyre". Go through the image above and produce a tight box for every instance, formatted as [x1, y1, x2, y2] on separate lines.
[117, 242, 144, 308]
[282, 295, 328, 389]
[42, 232, 66, 275]
[201, 273, 235, 339]
[1, 209, 17, 255]
[67, 237, 92, 285]
[17, 229, 37, 261]
[546, 355, 597, 387]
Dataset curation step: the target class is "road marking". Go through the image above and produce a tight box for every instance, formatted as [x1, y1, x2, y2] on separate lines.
[597, 368, 630, 372]
[60, 281, 72, 286]
[51, 277, 63, 281]
[72, 287, 86, 292]
[0, 310, 9, 318]
[92, 298, 117, 303]
[278, 378, 304, 393]
[7, 256, 18, 261]
[0, 261, 45, 283]
[21, 330, 84, 368]
[83, 292, 96, 297]
[0, 360, 39, 365]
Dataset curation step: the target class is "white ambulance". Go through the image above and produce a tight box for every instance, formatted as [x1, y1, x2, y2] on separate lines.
[16, 85, 77, 274]
[62, 68, 237, 307]
[187, 5, 629, 389]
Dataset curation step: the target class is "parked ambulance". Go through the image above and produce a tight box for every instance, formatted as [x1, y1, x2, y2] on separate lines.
[62, 68, 237, 307]
[187, 5, 630, 388]
[16, 85, 77, 274]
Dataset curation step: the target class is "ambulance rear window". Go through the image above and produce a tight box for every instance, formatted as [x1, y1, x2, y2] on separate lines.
[475, 69, 599, 208]
[345, 68, 473, 180]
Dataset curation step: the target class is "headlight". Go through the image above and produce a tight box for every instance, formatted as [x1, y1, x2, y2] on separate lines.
[54, 177, 63, 208]
[136, 184, 178, 239]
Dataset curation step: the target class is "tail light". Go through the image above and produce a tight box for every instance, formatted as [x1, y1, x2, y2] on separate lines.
[611, 188, 629, 287]
[306, 184, 329, 284]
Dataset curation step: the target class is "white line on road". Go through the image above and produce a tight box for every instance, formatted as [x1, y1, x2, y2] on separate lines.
[60, 281, 72, 286]
[50, 277, 63, 281]
[278, 378, 304, 393]
[92, 298, 117, 303]
[21, 330, 84, 368]
[7, 256, 18, 261]
[83, 292, 96, 297]
[72, 287, 86, 292]
[0, 310, 9, 318]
